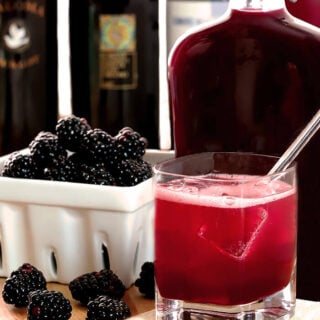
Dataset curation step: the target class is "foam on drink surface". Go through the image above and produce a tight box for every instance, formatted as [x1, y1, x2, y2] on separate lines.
[157, 173, 294, 208]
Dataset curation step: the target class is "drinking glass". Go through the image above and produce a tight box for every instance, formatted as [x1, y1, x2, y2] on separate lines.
[153, 152, 297, 319]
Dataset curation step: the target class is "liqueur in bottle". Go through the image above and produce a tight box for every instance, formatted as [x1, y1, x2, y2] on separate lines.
[69, 0, 159, 148]
[168, 0, 320, 300]
[0, 0, 58, 155]
[286, 0, 320, 27]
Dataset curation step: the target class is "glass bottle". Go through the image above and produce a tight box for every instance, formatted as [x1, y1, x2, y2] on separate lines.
[69, 0, 159, 148]
[168, 0, 320, 300]
[0, 0, 58, 155]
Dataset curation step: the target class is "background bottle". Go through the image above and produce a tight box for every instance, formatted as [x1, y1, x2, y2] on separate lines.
[0, 0, 58, 155]
[168, 0, 320, 300]
[69, 0, 159, 148]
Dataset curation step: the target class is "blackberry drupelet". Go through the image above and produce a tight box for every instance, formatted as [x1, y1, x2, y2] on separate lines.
[2, 263, 47, 307]
[111, 158, 153, 186]
[29, 131, 67, 168]
[56, 115, 91, 152]
[115, 127, 148, 160]
[134, 262, 155, 299]
[81, 128, 116, 163]
[27, 289, 72, 320]
[1, 152, 39, 179]
[69, 269, 126, 305]
[86, 295, 131, 320]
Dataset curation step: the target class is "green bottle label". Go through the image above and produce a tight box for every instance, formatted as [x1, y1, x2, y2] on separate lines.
[99, 14, 138, 90]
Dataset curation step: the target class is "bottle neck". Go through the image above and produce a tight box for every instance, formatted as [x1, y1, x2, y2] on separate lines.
[229, 0, 285, 11]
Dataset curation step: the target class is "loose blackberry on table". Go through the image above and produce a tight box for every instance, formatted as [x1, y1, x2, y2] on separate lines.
[27, 289, 72, 320]
[134, 262, 155, 299]
[69, 269, 126, 305]
[2, 263, 47, 307]
[86, 295, 131, 320]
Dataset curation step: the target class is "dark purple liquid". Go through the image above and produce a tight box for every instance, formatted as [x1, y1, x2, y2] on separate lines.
[168, 8, 320, 300]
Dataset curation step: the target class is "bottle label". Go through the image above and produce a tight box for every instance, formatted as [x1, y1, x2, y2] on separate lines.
[0, 1, 45, 70]
[99, 14, 138, 90]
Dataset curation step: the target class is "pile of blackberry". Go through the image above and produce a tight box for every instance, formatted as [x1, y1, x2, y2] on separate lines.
[69, 269, 130, 320]
[2, 263, 72, 319]
[2, 263, 132, 320]
[2, 263, 47, 307]
[1, 115, 153, 186]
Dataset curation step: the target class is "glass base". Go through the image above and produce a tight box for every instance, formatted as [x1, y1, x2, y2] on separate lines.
[156, 282, 296, 320]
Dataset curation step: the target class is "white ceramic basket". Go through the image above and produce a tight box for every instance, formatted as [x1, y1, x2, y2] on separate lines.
[0, 149, 174, 287]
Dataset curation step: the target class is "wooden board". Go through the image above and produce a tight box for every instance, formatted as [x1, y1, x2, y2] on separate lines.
[0, 278, 154, 319]
[2, 277, 320, 320]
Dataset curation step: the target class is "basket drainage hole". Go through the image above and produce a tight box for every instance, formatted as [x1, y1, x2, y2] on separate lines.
[50, 251, 58, 275]
[101, 244, 110, 269]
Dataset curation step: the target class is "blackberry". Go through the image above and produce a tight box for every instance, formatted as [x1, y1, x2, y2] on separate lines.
[69, 149, 118, 179]
[1, 152, 39, 179]
[86, 295, 131, 320]
[42, 158, 78, 182]
[69, 269, 126, 305]
[27, 289, 72, 320]
[78, 163, 115, 186]
[134, 262, 155, 299]
[29, 131, 67, 168]
[2, 263, 47, 307]
[111, 158, 153, 186]
[115, 127, 148, 160]
[56, 115, 91, 152]
[81, 128, 116, 163]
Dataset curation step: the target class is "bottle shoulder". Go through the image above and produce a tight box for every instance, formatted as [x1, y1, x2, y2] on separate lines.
[168, 9, 320, 67]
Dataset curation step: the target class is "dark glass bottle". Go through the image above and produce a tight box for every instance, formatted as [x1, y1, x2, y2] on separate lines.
[69, 0, 159, 148]
[168, 0, 320, 300]
[0, 0, 58, 155]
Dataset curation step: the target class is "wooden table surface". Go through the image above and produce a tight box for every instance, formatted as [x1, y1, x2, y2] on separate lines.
[0, 278, 155, 319]
[2, 277, 320, 320]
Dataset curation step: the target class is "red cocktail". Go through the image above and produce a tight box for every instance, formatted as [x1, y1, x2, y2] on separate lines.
[154, 152, 297, 319]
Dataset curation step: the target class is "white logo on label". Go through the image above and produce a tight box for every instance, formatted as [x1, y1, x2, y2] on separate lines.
[4, 20, 30, 51]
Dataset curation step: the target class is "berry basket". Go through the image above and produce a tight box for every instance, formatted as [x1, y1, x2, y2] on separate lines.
[0, 149, 173, 287]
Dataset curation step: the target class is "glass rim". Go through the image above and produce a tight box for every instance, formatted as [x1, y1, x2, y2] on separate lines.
[153, 151, 297, 182]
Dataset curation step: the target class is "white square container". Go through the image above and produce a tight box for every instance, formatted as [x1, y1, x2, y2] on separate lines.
[0, 149, 174, 287]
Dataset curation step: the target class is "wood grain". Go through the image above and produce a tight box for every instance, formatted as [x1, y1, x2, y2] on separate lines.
[3, 277, 320, 320]
[0, 278, 154, 319]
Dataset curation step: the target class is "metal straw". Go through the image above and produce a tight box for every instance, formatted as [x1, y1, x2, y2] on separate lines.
[269, 109, 320, 174]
